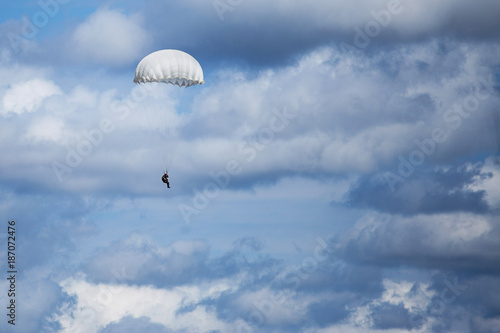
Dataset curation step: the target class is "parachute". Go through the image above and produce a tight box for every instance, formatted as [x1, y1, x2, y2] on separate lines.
[134, 49, 204, 87]
[134, 50, 204, 177]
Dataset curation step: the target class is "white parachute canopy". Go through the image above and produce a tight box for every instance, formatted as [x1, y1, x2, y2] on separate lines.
[134, 49, 204, 174]
[134, 49, 204, 87]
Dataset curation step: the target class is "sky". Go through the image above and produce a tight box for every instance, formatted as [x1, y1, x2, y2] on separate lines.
[0, 0, 500, 332]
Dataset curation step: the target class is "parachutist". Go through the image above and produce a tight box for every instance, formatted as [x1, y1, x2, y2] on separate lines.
[162, 172, 170, 188]
[135, 49, 203, 187]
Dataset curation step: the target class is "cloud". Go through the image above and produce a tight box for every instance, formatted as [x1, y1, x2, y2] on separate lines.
[52, 276, 236, 333]
[68, 85, 99, 108]
[70, 8, 151, 66]
[99, 316, 175, 333]
[25, 116, 65, 142]
[1, 78, 61, 115]
[0, 276, 66, 332]
[331, 212, 500, 273]
[428, 273, 500, 325]
[346, 163, 493, 215]
[135, 0, 500, 67]
[342, 279, 433, 332]
[6, 43, 500, 205]
[307, 298, 351, 326]
[177, 40, 499, 185]
[4, 0, 500, 71]
[0, 37, 497, 197]
[469, 158, 500, 210]
[53, 234, 384, 332]
[370, 302, 412, 330]
[82, 234, 211, 287]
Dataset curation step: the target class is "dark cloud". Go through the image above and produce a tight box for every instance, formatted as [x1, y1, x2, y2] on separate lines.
[127, 0, 500, 68]
[6, 0, 500, 71]
[346, 164, 493, 215]
[396, 273, 500, 333]
[330, 211, 500, 274]
[306, 297, 351, 326]
[371, 302, 412, 330]
[282, 262, 384, 297]
[430, 273, 500, 319]
[15, 278, 68, 333]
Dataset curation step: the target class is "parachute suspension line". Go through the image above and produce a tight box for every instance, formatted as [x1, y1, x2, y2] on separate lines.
[162, 86, 197, 174]
[160, 84, 180, 173]
[142, 83, 169, 173]
[159, 86, 170, 174]
[143, 83, 185, 175]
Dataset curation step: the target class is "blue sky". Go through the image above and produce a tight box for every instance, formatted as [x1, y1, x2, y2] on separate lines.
[1, 0, 500, 332]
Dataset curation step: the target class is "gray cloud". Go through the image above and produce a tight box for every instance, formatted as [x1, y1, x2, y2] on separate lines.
[5, 0, 500, 71]
[136, 0, 500, 68]
[331, 212, 500, 274]
[371, 302, 412, 330]
[82, 234, 281, 288]
[306, 297, 352, 327]
[82, 235, 211, 287]
[346, 164, 493, 215]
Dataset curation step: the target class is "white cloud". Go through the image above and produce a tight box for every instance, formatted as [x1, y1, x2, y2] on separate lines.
[0, 57, 50, 87]
[0, 38, 498, 196]
[71, 8, 151, 65]
[52, 276, 239, 333]
[68, 85, 98, 108]
[379, 279, 434, 311]
[469, 158, 500, 209]
[1, 78, 62, 115]
[178, 40, 500, 181]
[25, 116, 65, 142]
